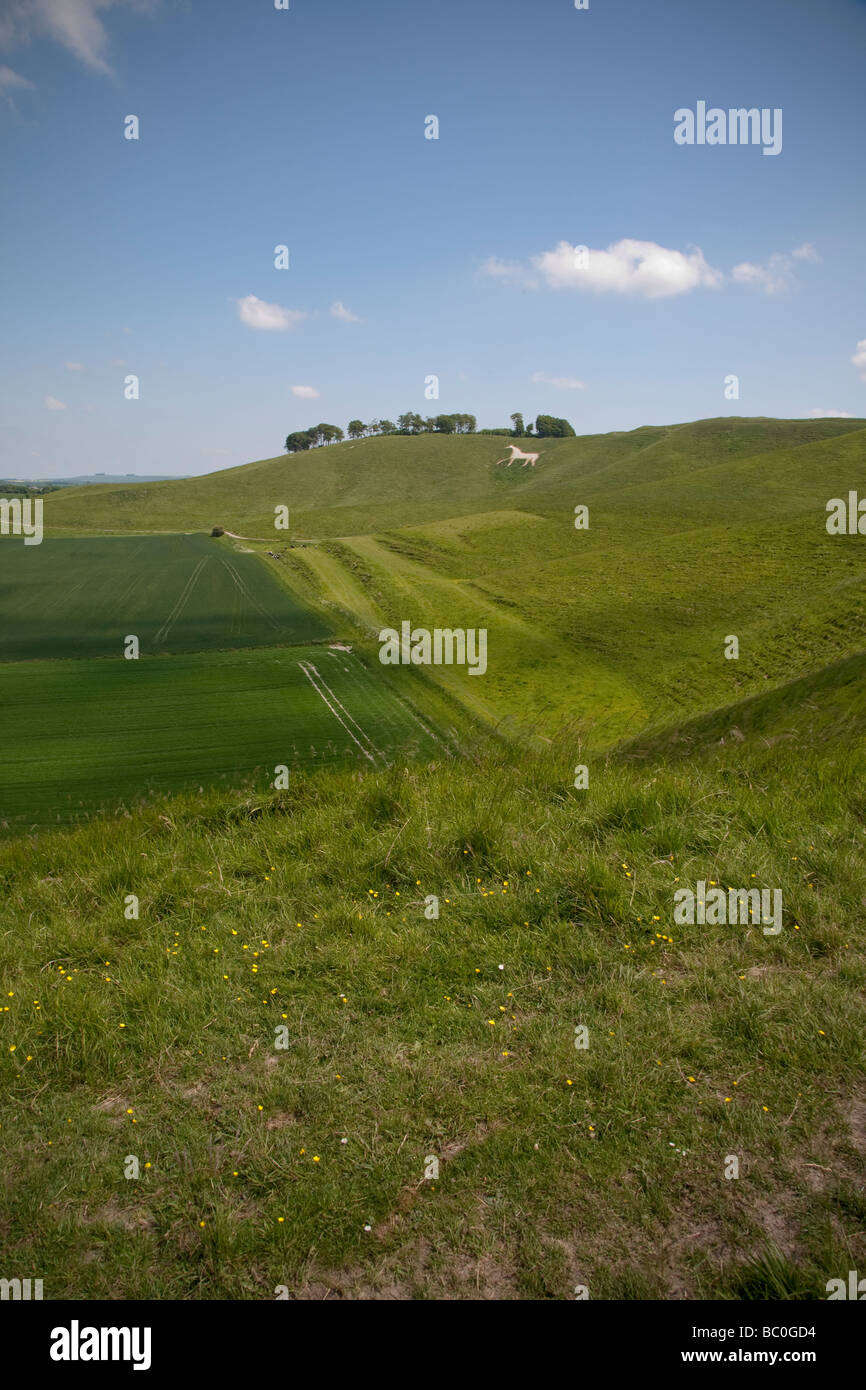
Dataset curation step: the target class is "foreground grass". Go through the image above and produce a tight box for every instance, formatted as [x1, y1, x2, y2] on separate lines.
[1, 734, 864, 1300]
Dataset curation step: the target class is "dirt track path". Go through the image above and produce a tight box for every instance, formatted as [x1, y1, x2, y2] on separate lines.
[223, 530, 319, 545]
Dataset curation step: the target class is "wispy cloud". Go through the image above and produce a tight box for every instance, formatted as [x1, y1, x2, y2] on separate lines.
[235, 294, 306, 331]
[65, 361, 85, 371]
[806, 408, 854, 418]
[479, 256, 539, 290]
[852, 339, 866, 382]
[0, 62, 34, 110]
[0, 63, 33, 89]
[0, 1, 161, 77]
[732, 243, 821, 295]
[330, 300, 361, 323]
[480, 256, 523, 280]
[44, 395, 67, 410]
[290, 385, 320, 399]
[532, 371, 585, 391]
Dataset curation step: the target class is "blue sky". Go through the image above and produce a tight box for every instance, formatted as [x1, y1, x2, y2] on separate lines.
[2, 0, 865, 478]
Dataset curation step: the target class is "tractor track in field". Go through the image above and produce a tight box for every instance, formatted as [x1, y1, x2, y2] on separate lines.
[297, 659, 383, 765]
[152, 556, 209, 646]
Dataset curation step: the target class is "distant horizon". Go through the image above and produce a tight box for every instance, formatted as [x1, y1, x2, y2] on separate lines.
[5, 410, 866, 483]
[0, 471, 191, 484]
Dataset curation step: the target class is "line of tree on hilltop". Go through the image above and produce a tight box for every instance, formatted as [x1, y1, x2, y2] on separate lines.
[284, 412, 574, 453]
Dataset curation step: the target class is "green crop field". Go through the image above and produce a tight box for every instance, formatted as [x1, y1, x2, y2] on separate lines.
[0, 532, 331, 661]
[0, 646, 446, 829]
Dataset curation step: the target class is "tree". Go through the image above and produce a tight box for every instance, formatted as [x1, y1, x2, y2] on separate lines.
[397, 412, 424, 434]
[534, 415, 576, 438]
[313, 423, 344, 446]
[284, 407, 508, 454]
[285, 430, 315, 452]
[510, 412, 524, 437]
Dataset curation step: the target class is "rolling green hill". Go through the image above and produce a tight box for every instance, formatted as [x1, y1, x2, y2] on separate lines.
[23, 414, 866, 753]
[44, 416, 866, 539]
[2, 416, 865, 1300]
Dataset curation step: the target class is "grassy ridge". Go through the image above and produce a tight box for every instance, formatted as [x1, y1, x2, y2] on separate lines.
[43, 417, 866, 539]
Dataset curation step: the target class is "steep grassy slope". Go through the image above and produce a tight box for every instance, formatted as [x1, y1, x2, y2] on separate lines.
[618, 649, 866, 763]
[230, 418, 866, 742]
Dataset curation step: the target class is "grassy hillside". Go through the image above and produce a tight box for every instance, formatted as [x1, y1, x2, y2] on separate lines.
[16, 412, 865, 775]
[1, 713, 864, 1299]
[2, 416, 864, 1300]
[44, 416, 866, 539]
[227, 417, 866, 742]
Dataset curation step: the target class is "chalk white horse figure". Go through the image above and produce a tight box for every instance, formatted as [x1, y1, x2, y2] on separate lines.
[495, 443, 540, 468]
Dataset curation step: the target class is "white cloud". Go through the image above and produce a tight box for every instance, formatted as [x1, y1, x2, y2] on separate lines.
[488, 238, 820, 301]
[806, 408, 854, 418]
[531, 238, 723, 299]
[290, 385, 320, 399]
[532, 371, 585, 391]
[852, 339, 866, 382]
[0, 1, 158, 77]
[44, 395, 67, 410]
[65, 361, 85, 371]
[235, 294, 306, 331]
[330, 300, 361, 323]
[732, 244, 821, 295]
